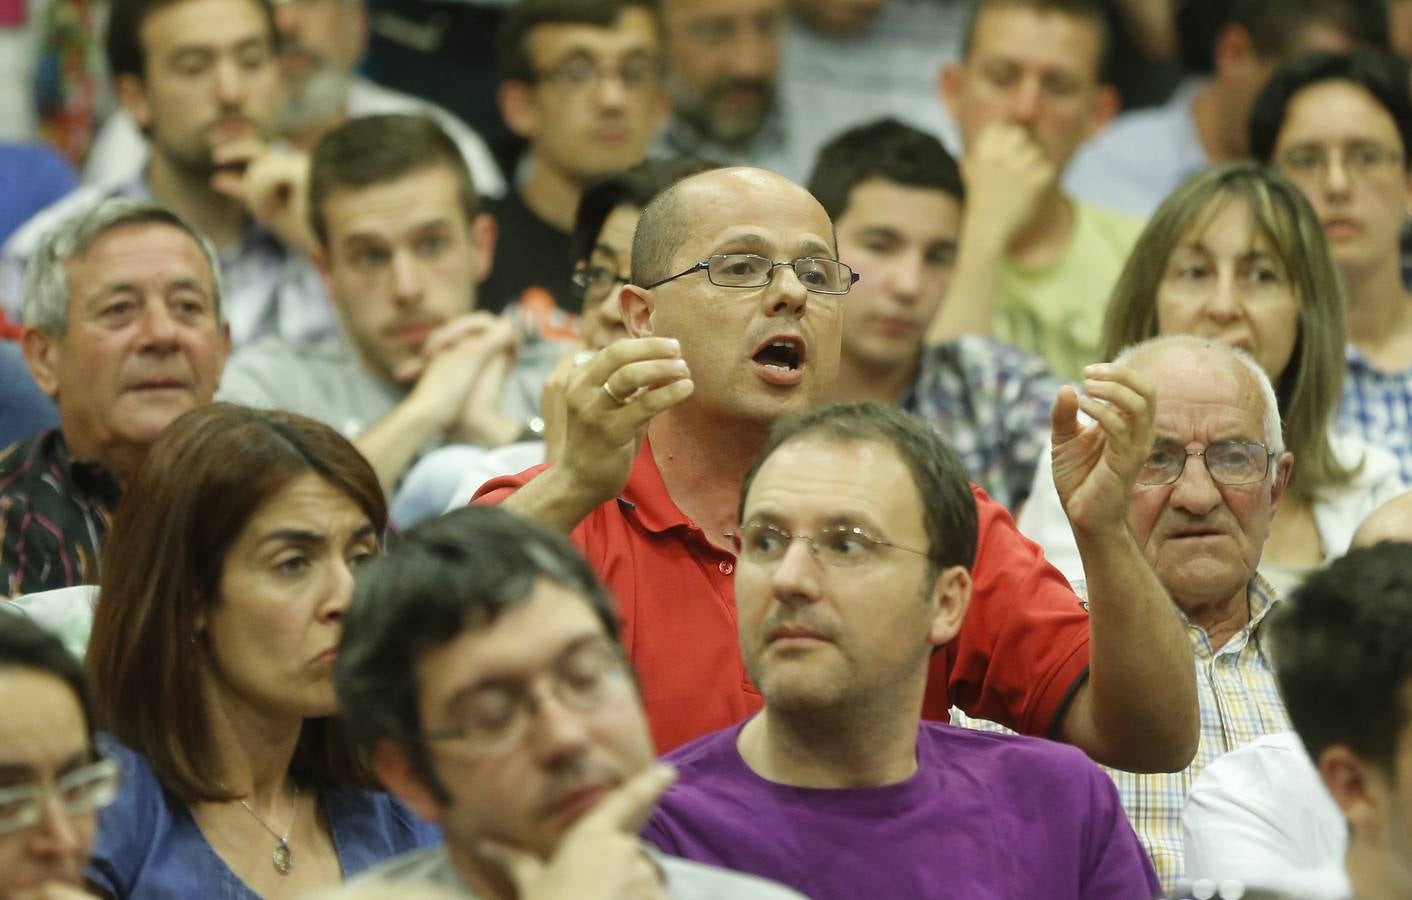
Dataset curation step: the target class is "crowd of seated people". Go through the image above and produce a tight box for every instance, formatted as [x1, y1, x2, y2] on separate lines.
[3, 0, 1412, 897]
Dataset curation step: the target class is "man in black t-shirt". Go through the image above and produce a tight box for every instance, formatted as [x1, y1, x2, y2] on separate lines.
[483, 0, 668, 321]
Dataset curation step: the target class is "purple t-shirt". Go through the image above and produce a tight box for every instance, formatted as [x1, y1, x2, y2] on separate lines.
[643, 721, 1159, 900]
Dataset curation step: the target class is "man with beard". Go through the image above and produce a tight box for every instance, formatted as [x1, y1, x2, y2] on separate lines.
[82, 0, 507, 202]
[2, 0, 334, 348]
[651, 0, 800, 176]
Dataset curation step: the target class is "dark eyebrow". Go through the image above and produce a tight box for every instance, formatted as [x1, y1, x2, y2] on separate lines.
[257, 523, 376, 547]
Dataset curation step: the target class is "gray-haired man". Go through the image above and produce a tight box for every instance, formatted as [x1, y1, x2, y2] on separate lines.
[1, 198, 229, 597]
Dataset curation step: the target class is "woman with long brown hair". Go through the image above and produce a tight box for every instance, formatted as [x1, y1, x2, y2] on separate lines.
[83, 404, 437, 899]
[1017, 162, 1405, 595]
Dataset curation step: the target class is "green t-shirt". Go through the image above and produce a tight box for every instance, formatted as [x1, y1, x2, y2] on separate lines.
[994, 201, 1144, 381]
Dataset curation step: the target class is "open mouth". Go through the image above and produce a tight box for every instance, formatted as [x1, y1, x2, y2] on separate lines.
[753, 337, 805, 372]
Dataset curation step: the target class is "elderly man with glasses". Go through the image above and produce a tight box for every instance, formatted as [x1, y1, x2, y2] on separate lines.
[476, 164, 1200, 777]
[967, 334, 1297, 894]
[334, 506, 803, 899]
[0, 615, 120, 899]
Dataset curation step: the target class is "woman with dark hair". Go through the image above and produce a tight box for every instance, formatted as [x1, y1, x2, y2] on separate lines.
[83, 404, 437, 899]
[1018, 162, 1405, 595]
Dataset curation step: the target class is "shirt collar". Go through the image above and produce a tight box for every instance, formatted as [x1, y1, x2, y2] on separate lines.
[619, 437, 697, 536]
[51, 432, 122, 510]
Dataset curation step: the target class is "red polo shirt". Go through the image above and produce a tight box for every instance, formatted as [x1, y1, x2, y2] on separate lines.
[476, 441, 1091, 753]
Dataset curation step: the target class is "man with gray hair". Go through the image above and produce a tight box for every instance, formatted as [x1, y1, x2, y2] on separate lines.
[0, 198, 229, 597]
[1075, 335, 1294, 892]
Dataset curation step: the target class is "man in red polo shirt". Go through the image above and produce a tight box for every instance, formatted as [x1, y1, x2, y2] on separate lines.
[477, 166, 1197, 771]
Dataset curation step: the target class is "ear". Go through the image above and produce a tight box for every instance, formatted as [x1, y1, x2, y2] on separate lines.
[1269, 451, 1294, 514]
[1084, 84, 1120, 140]
[939, 63, 964, 124]
[373, 739, 445, 825]
[927, 565, 972, 648]
[498, 81, 540, 142]
[470, 212, 497, 286]
[1319, 745, 1382, 834]
[114, 73, 153, 132]
[621, 284, 655, 338]
[21, 326, 62, 398]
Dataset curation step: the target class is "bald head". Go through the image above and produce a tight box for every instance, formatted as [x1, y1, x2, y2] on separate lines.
[1117, 336, 1283, 452]
[1353, 491, 1412, 549]
[630, 166, 834, 288]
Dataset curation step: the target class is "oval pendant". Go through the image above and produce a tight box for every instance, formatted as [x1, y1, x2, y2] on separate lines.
[272, 842, 294, 875]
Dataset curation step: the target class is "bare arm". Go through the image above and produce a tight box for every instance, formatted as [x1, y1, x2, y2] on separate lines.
[1050, 367, 1198, 773]
[502, 338, 693, 532]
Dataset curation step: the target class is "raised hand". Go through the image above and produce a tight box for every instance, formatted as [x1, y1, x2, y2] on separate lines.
[557, 337, 694, 501]
[1049, 363, 1156, 538]
[478, 764, 676, 900]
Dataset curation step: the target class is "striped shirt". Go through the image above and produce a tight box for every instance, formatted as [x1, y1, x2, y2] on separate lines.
[1338, 345, 1412, 484]
[954, 576, 1291, 896]
[0, 430, 120, 598]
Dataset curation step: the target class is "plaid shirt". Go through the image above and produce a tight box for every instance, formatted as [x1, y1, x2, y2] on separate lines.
[904, 335, 1063, 511]
[953, 576, 1290, 895]
[1338, 345, 1412, 484]
[0, 429, 120, 597]
[1107, 575, 1290, 894]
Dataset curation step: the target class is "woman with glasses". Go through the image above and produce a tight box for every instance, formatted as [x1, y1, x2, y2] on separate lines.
[1251, 50, 1412, 485]
[1017, 162, 1405, 597]
[0, 615, 116, 897]
[83, 404, 438, 899]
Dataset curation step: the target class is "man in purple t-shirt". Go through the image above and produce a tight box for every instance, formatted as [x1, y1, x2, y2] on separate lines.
[643, 402, 1160, 899]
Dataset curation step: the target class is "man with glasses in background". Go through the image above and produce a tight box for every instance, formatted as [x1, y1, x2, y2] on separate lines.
[482, 0, 668, 321]
[1250, 50, 1412, 484]
[642, 401, 1159, 898]
[335, 506, 803, 899]
[477, 164, 1200, 775]
[0, 616, 119, 899]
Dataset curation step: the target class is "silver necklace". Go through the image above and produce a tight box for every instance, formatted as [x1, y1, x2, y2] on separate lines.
[238, 785, 299, 876]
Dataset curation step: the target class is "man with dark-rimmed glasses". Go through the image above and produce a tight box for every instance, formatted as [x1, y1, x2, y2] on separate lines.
[334, 506, 803, 899]
[0, 615, 118, 899]
[476, 164, 1200, 775]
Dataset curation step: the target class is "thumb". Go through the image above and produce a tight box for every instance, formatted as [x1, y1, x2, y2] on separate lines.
[476, 837, 544, 890]
[1051, 384, 1081, 446]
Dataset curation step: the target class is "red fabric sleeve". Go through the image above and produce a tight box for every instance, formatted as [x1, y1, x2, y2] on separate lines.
[922, 485, 1091, 737]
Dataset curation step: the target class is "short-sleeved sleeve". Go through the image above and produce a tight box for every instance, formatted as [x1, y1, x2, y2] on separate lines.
[924, 485, 1090, 737]
[1079, 757, 1162, 898]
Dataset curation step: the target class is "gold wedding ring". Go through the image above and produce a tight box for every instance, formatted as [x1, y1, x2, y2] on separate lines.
[603, 381, 630, 405]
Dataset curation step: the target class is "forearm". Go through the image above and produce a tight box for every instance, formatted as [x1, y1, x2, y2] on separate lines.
[926, 216, 1007, 347]
[499, 464, 610, 534]
[355, 402, 446, 492]
[1066, 524, 1198, 772]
